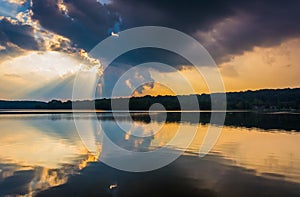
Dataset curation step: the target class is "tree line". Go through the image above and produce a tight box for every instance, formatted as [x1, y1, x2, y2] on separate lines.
[0, 88, 299, 110]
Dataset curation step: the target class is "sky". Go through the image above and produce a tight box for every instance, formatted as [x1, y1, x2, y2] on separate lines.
[0, 0, 299, 100]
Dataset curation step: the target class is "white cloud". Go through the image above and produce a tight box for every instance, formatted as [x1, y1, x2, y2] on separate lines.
[7, 0, 26, 5]
[111, 32, 119, 37]
[0, 45, 6, 51]
[125, 79, 133, 90]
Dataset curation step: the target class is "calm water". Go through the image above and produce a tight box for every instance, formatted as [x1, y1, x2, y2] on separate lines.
[0, 112, 299, 196]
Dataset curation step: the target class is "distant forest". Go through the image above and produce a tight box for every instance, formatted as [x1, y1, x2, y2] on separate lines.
[0, 88, 299, 111]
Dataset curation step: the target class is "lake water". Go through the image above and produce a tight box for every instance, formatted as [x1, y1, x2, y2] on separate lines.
[0, 112, 299, 196]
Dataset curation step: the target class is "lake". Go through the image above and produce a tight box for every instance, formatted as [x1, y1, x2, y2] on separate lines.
[0, 112, 299, 196]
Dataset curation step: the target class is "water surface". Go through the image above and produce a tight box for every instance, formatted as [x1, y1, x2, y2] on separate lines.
[0, 112, 299, 196]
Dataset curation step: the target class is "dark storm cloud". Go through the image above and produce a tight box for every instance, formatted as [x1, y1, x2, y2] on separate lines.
[198, 0, 300, 62]
[108, 0, 236, 32]
[31, 0, 120, 51]
[110, 48, 191, 69]
[31, 0, 237, 54]
[107, 0, 300, 63]
[0, 18, 38, 50]
[3, 0, 300, 64]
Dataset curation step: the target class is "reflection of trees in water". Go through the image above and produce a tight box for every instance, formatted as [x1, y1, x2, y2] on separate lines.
[123, 112, 300, 131]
